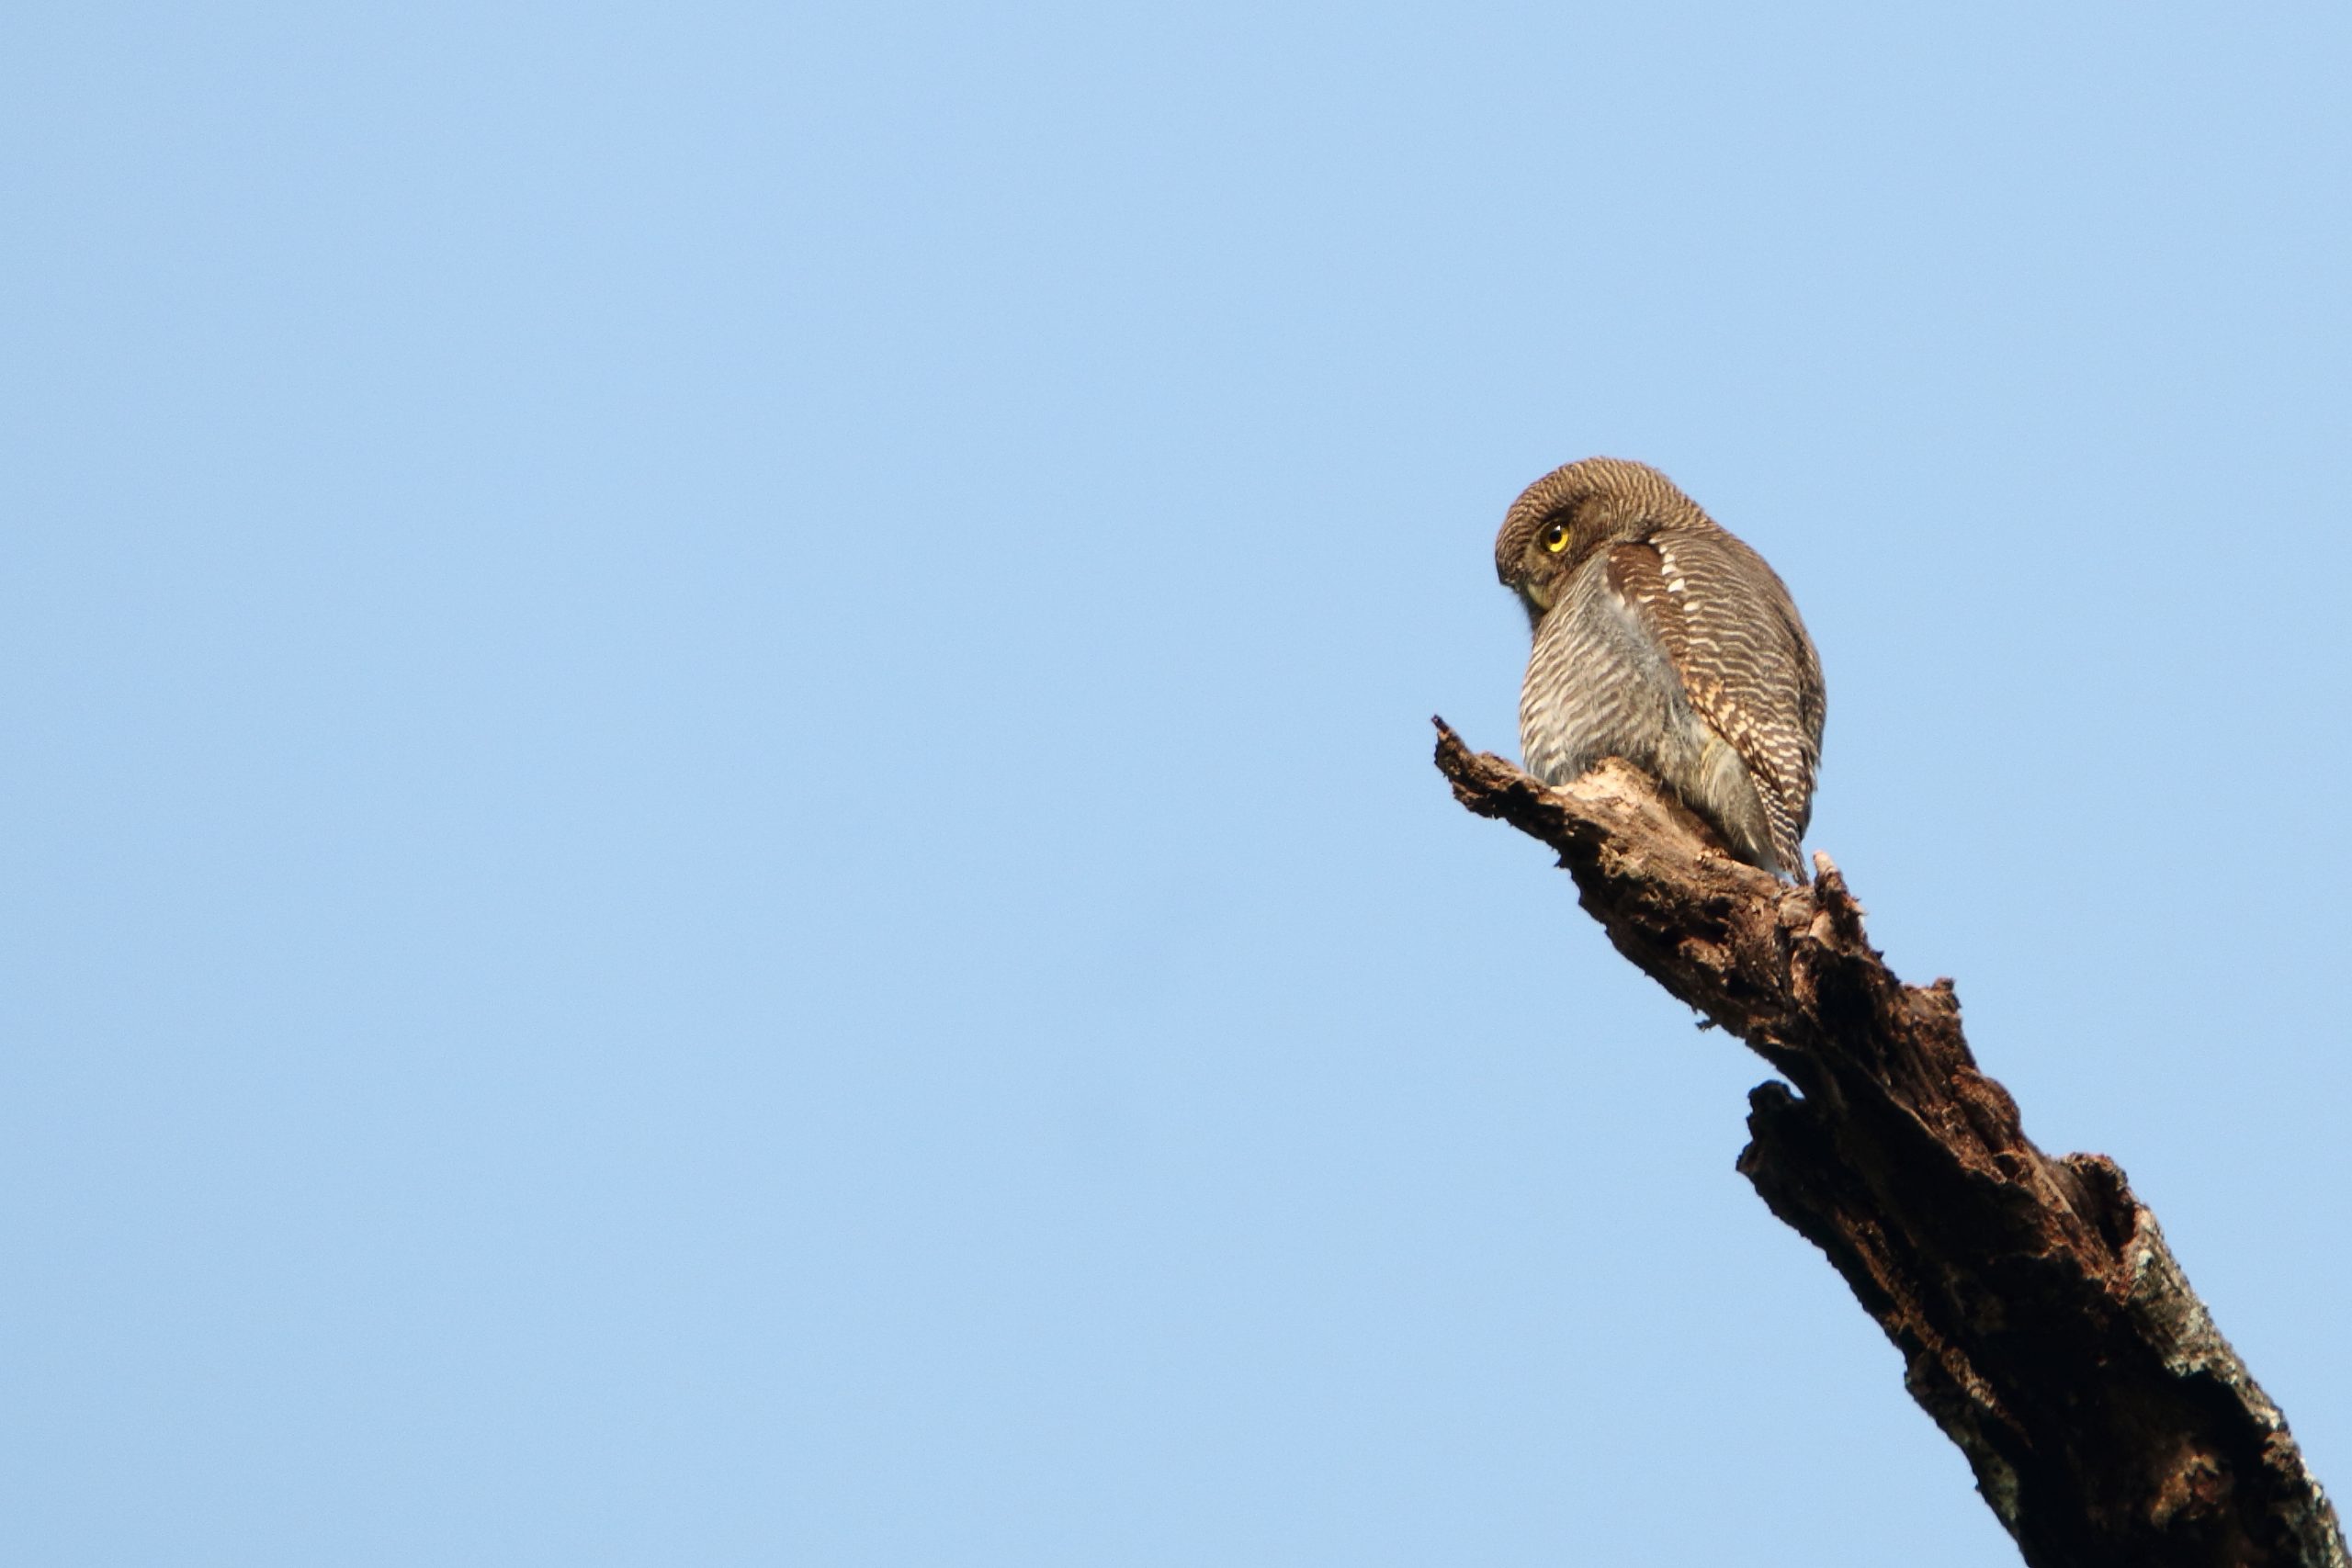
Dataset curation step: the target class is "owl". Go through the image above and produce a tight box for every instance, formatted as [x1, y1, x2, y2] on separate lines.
[1495, 457, 1826, 880]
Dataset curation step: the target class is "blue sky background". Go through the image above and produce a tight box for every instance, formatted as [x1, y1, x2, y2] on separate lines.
[6, 5, 2350, 1564]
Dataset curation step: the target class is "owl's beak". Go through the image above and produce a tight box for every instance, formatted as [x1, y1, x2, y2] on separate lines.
[1513, 578, 1554, 633]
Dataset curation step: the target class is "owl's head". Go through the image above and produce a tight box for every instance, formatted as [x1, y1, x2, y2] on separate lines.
[1494, 457, 1701, 626]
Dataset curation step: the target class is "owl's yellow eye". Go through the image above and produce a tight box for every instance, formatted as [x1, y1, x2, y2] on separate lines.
[1541, 522, 1570, 554]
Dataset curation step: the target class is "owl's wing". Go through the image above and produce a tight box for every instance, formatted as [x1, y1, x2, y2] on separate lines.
[1604, 533, 1825, 842]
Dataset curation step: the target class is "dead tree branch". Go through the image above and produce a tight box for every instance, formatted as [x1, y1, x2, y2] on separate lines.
[1431, 716, 2344, 1568]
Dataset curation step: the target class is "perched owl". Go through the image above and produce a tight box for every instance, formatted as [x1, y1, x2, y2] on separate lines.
[1495, 457, 1826, 880]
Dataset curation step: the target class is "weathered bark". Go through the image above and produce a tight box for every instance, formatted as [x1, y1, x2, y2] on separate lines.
[1431, 717, 2344, 1568]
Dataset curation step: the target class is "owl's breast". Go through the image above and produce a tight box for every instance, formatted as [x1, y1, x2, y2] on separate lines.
[1518, 561, 1706, 788]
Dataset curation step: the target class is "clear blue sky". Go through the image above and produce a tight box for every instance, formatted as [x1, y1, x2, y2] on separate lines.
[7, 5, 2349, 1564]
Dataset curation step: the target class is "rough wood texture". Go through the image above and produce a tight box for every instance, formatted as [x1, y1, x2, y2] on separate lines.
[1432, 717, 2345, 1568]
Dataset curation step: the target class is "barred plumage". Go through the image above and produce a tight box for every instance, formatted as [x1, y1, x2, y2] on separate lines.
[1494, 457, 1825, 880]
